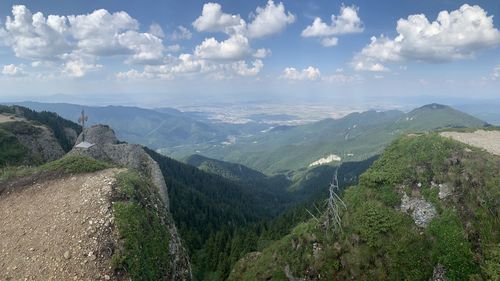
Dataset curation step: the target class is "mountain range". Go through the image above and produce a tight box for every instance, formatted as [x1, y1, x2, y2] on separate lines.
[7, 102, 488, 175]
[0, 102, 498, 281]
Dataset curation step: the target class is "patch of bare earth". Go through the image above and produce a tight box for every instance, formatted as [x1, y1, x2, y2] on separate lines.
[0, 113, 25, 124]
[440, 130, 500, 156]
[0, 168, 125, 281]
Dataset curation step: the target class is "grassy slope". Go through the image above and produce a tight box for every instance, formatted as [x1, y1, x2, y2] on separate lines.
[0, 155, 113, 184]
[0, 127, 30, 166]
[112, 171, 173, 281]
[229, 134, 499, 281]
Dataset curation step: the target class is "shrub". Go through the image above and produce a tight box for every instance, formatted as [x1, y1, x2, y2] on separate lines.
[41, 155, 112, 174]
[427, 210, 478, 280]
[0, 128, 29, 167]
[352, 200, 399, 247]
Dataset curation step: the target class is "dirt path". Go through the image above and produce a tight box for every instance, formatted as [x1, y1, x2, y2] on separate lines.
[440, 130, 500, 156]
[0, 168, 124, 281]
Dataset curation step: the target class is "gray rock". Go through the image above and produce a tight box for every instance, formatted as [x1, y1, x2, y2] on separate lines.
[429, 264, 448, 281]
[75, 125, 118, 146]
[63, 251, 71, 260]
[438, 183, 452, 199]
[400, 193, 437, 228]
[14, 124, 65, 162]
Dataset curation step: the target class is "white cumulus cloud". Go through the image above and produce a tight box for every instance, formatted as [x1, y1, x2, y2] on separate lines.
[192, 1, 294, 39]
[232, 60, 263, 76]
[253, 48, 271, 59]
[68, 9, 139, 56]
[282, 66, 321, 81]
[192, 3, 243, 34]
[148, 23, 165, 38]
[353, 4, 500, 71]
[118, 31, 165, 64]
[321, 37, 338, 47]
[3, 5, 72, 61]
[187, 1, 295, 78]
[61, 59, 102, 78]
[247, 0, 296, 39]
[302, 5, 363, 37]
[194, 34, 251, 60]
[0, 5, 167, 77]
[302, 5, 363, 47]
[2, 64, 27, 76]
[170, 26, 192, 40]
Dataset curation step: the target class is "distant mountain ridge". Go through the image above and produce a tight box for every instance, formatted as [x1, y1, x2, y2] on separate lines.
[8, 101, 272, 152]
[8, 102, 487, 174]
[391, 103, 488, 131]
[189, 103, 487, 173]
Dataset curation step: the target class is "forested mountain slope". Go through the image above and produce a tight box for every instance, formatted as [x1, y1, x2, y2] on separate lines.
[197, 104, 487, 174]
[9, 102, 268, 150]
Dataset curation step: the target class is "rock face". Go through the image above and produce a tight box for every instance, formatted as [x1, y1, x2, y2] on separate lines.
[70, 124, 191, 280]
[75, 125, 118, 146]
[13, 124, 65, 162]
[400, 193, 437, 228]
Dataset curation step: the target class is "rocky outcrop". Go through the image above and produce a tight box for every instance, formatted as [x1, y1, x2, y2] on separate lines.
[400, 193, 437, 228]
[10, 122, 65, 162]
[69, 124, 191, 280]
[431, 182, 453, 200]
[75, 124, 118, 146]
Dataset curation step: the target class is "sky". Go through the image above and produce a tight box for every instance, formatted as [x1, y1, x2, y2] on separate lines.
[0, 0, 499, 105]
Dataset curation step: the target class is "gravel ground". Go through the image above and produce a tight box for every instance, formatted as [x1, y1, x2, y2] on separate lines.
[440, 130, 500, 156]
[0, 168, 125, 281]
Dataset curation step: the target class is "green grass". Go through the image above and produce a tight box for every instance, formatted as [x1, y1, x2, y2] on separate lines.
[41, 155, 112, 174]
[0, 128, 30, 167]
[229, 133, 499, 281]
[427, 210, 477, 280]
[112, 171, 172, 281]
[0, 155, 112, 184]
[0, 121, 42, 136]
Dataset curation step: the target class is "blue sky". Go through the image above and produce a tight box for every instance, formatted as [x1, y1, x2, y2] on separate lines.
[0, 0, 499, 104]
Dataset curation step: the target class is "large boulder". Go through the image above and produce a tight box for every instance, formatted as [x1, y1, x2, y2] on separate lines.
[75, 124, 118, 146]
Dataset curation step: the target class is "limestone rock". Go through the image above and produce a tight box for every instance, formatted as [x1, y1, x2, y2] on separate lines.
[429, 264, 448, 281]
[14, 124, 65, 162]
[400, 193, 436, 228]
